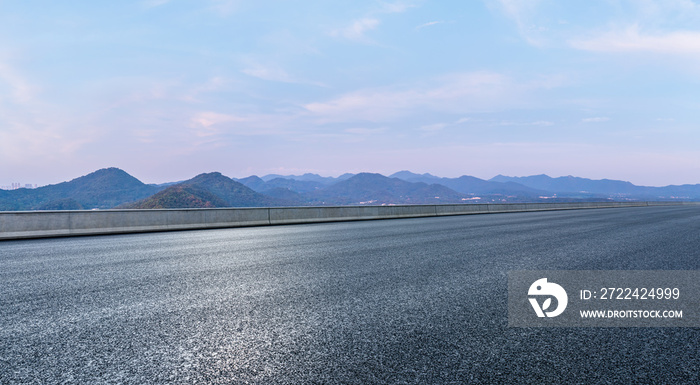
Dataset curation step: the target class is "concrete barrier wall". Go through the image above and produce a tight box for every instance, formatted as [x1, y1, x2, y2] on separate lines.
[268, 205, 438, 225]
[0, 201, 696, 240]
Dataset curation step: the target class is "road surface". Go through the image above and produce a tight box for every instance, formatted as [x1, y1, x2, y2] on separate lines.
[1, 206, 699, 383]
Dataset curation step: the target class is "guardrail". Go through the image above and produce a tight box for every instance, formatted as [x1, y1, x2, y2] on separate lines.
[0, 201, 696, 240]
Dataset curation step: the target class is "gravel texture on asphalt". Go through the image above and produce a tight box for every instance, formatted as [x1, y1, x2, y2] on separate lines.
[1, 206, 699, 384]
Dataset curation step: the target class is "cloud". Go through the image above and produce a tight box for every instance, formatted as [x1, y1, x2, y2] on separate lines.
[344, 127, 388, 135]
[420, 123, 447, 132]
[241, 62, 325, 86]
[492, 0, 546, 46]
[0, 61, 37, 104]
[242, 64, 296, 83]
[303, 71, 558, 123]
[331, 18, 381, 41]
[379, 1, 416, 13]
[498, 120, 554, 126]
[208, 0, 239, 15]
[582, 117, 609, 123]
[331, 1, 417, 42]
[0, 59, 91, 164]
[188, 110, 299, 138]
[181, 77, 229, 102]
[572, 25, 700, 54]
[142, 0, 171, 8]
[416, 21, 444, 29]
[191, 111, 247, 129]
[0, 104, 97, 165]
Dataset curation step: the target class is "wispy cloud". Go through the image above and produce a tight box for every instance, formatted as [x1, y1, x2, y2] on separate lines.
[142, 0, 171, 8]
[378, 1, 416, 14]
[331, 18, 381, 41]
[344, 127, 388, 135]
[331, 1, 417, 42]
[419, 123, 447, 132]
[492, 0, 546, 46]
[241, 64, 295, 83]
[0, 61, 38, 104]
[0, 59, 90, 164]
[416, 21, 445, 30]
[241, 62, 325, 86]
[181, 77, 229, 102]
[190, 111, 246, 130]
[0, 104, 97, 165]
[582, 117, 609, 123]
[207, 0, 239, 16]
[572, 25, 700, 54]
[498, 120, 554, 126]
[304, 71, 561, 123]
[188, 110, 299, 138]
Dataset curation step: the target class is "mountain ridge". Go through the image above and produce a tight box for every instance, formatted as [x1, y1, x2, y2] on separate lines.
[2, 168, 699, 211]
[0, 168, 162, 210]
[124, 172, 292, 208]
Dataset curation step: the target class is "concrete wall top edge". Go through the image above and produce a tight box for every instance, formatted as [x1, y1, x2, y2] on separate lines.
[0, 207, 272, 214]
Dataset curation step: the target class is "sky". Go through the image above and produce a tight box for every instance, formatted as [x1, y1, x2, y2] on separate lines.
[1, 0, 700, 187]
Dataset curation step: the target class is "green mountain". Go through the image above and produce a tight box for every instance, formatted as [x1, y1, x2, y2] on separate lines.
[4, 168, 698, 212]
[0, 168, 161, 210]
[124, 172, 291, 208]
[184, 172, 288, 206]
[309, 173, 467, 205]
[122, 184, 230, 209]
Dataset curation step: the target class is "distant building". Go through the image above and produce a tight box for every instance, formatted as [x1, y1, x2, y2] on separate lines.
[0, 182, 36, 190]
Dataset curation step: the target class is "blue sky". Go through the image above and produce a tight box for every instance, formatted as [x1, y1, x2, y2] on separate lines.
[1, 0, 700, 186]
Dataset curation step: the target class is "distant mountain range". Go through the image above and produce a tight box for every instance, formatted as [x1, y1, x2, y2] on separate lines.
[489, 174, 700, 199]
[0, 168, 698, 211]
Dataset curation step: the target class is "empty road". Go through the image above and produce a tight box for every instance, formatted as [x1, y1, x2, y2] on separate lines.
[1, 206, 699, 384]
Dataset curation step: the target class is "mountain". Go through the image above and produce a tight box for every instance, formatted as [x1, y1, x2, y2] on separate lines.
[259, 187, 306, 204]
[309, 173, 467, 205]
[237, 176, 324, 194]
[260, 173, 354, 185]
[124, 172, 299, 209]
[3, 169, 699, 212]
[235, 175, 267, 191]
[489, 174, 638, 194]
[171, 172, 290, 207]
[0, 168, 161, 211]
[389, 171, 442, 183]
[653, 184, 700, 200]
[36, 198, 84, 210]
[489, 174, 700, 200]
[490, 175, 687, 198]
[123, 184, 230, 209]
[390, 171, 545, 197]
[263, 178, 324, 193]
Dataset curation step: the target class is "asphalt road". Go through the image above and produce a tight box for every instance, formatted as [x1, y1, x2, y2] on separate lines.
[1, 206, 699, 384]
